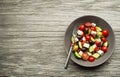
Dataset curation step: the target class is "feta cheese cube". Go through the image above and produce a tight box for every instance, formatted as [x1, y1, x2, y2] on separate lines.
[97, 50, 104, 56]
[83, 43, 90, 48]
[91, 23, 96, 26]
[79, 51, 83, 56]
[82, 37, 86, 41]
[77, 30, 83, 36]
[74, 37, 79, 42]
[92, 44, 97, 49]
[91, 31, 97, 35]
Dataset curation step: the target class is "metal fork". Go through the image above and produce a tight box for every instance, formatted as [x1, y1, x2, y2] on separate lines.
[64, 26, 78, 69]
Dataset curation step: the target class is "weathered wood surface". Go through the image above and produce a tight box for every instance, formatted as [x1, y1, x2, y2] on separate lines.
[0, 0, 120, 77]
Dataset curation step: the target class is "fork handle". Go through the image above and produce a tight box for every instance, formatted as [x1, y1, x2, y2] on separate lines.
[64, 45, 73, 69]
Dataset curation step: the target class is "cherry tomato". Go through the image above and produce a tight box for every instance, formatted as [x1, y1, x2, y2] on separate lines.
[82, 52, 89, 60]
[85, 35, 91, 41]
[91, 26, 96, 31]
[101, 37, 107, 42]
[82, 36, 86, 41]
[94, 47, 100, 52]
[88, 56, 95, 62]
[102, 30, 109, 37]
[79, 25, 85, 31]
[101, 46, 108, 53]
[85, 22, 92, 27]
[95, 41, 101, 46]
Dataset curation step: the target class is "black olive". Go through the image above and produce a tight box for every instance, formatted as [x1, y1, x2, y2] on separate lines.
[100, 41, 103, 47]
[81, 47, 87, 51]
[89, 41, 95, 45]
[84, 27, 89, 34]
[77, 35, 82, 39]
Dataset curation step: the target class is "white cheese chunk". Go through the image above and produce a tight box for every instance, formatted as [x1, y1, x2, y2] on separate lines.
[97, 50, 104, 56]
[91, 23, 96, 26]
[77, 30, 83, 36]
[79, 51, 83, 56]
[74, 37, 79, 42]
[92, 44, 97, 49]
[91, 31, 97, 35]
[83, 43, 90, 48]
[82, 37, 86, 41]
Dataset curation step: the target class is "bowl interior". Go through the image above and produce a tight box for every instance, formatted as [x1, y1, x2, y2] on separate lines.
[64, 15, 115, 67]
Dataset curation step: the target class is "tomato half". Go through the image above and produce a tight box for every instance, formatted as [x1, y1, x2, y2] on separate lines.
[88, 56, 95, 62]
[85, 22, 92, 27]
[82, 52, 89, 60]
[79, 25, 85, 31]
[94, 47, 100, 52]
[101, 37, 107, 42]
[85, 35, 91, 41]
[101, 46, 108, 53]
[95, 41, 101, 46]
[91, 26, 96, 31]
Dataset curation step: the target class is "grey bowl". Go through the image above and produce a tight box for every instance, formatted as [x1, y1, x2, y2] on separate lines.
[64, 15, 115, 67]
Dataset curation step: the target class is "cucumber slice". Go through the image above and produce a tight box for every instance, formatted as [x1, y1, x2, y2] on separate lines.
[91, 37, 95, 42]
[78, 41, 82, 48]
[97, 32, 102, 38]
[103, 41, 109, 47]
[87, 52, 92, 56]
[96, 26, 102, 32]
[71, 35, 75, 43]
[89, 46, 94, 52]
[95, 38, 101, 42]
[88, 28, 91, 35]
[74, 51, 81, 58]
[92, 53, 100, 59]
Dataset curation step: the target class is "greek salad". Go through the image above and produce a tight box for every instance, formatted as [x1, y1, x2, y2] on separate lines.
[72, 22, 109, 62]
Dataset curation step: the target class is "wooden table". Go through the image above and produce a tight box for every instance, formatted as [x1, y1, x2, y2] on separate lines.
[0, 0, 120, 76]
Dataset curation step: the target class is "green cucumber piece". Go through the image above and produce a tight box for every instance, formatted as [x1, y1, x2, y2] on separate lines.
[78, 41, 82, 49]
[97, 32, 103, 38]
[96, 26, 102, 32]
[95, 38, 101, 42]
[103, 41, 109, 47]
[71, 35, 74, 43]
[92, 53, 100, 59]
[88, 28, 91, 35]
[87, 52, 92, 56]
[89, 46, 94, 52]
[74, 51, 81, 58]
[91, 37, 95, 42]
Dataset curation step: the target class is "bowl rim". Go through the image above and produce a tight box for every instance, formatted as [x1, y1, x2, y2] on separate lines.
[64, 15, 115, 67]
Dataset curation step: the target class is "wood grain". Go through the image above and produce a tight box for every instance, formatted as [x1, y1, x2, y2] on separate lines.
[0, 0, 120, 77]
